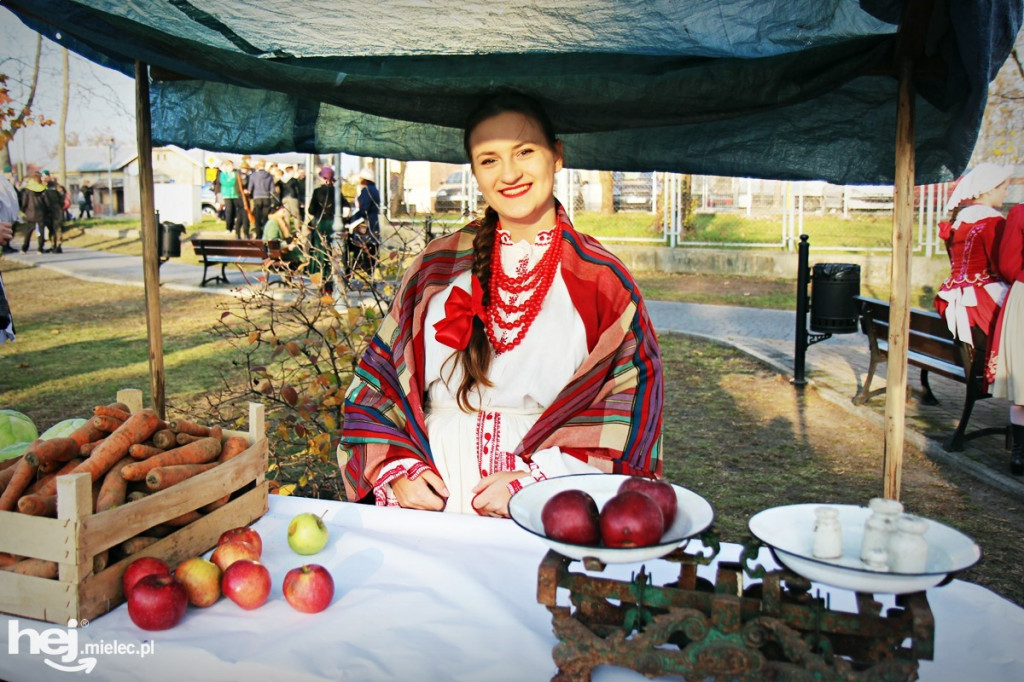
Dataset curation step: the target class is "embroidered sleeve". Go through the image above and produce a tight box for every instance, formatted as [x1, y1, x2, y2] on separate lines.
[506, 446, 611, 497]
[372, 457, 431, 506]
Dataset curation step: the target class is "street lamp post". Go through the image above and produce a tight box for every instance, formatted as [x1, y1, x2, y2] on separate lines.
[107, 138, 115, 216]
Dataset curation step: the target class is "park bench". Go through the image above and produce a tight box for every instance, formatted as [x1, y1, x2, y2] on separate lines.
[191, 238, 282, 287]
[853, 295, 1006, 452]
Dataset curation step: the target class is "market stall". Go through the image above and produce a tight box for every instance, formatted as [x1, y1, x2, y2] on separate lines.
[1, 494, 1022, 682]
[4, 1, 1022, 495]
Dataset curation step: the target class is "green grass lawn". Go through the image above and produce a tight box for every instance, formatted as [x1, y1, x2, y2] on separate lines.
[569, 210, 898, 250]
[65, 209, 905, 252]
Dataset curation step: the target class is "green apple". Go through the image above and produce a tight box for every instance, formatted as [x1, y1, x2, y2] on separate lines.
[288, 512, 329, 555]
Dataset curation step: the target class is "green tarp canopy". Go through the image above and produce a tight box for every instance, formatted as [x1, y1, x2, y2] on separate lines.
[5, 1, 1020, 184]
[5, 1, 1021, 184]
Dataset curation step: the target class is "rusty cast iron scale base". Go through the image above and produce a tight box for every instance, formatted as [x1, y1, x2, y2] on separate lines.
[536, 533, 934, 682]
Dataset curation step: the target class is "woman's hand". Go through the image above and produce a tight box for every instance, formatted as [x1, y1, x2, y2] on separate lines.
[471, 471, 529, 518]
[391, 470, 449, 511]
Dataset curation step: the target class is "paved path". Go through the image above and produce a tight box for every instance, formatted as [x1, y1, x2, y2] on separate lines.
[5, 245, 1022, 499]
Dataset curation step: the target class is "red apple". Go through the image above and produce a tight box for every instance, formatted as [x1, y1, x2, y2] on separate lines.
[282, 564, 335, 614]
[122, 557, 171, 598]
[221, 559, 272, 610]
[127, 574, 188, 630]
[174, 557, 222, 607]
[218, 526, 263, 557]
[210, 540, 260, 572]
[600, 490, 665, 548]
[541, 489, 601, 545]
[618, 476, 678, 532]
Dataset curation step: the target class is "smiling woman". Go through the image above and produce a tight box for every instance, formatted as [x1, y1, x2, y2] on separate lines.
[340, 92, 664, 518]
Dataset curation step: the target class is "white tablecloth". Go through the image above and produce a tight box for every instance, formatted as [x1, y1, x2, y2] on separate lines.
[2, 495, 1022, 681]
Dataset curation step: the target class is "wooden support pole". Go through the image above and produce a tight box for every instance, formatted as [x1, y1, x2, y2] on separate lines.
[135, 60, 166, 419]
[883, 55, 916, 500]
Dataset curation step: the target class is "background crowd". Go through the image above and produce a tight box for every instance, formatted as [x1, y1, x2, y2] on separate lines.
[0, 166, 85, 256]
[210, 159, 381, 288]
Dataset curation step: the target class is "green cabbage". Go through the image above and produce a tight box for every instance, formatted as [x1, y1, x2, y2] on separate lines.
[40, 418, 88, 441]
[0, 410, 38, 461]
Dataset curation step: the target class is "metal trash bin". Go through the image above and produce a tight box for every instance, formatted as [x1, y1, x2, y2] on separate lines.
[159, 221, 186, 259]
[810, 263, 861, 334]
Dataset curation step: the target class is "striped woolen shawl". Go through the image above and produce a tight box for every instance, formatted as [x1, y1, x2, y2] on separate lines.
[340, 210, 663, 503]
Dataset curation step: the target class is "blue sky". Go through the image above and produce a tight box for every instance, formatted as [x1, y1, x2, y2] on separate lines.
[1, 7, 137, 166]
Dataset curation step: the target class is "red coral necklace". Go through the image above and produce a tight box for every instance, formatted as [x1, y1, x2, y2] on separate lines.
[485, 224, 563, 354]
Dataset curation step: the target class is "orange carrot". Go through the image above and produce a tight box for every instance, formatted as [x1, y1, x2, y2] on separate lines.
[210, 425, 223, 442]
[120, 535, 159, 556]
[0, 461, 22, 492]
[26, 458, 83, 496]
[91, 414, 125, 433]
[145, 462, 218, 491]
[2, 558, 58, 578]
[80, 438, 106, 456]
[169, 418, 211, 437]
[0, 458, 38, 511]
[128, 443, 165, 460]
[24, 437, 79, 468]
[202, 494, 231, 513]
[93, 404, 131, 421]
[69, 409, 163, 483]
[152, 429, 178, 450]
[145, 523, 175, 537]
[94, 457, 133, 512]
[17, 494, 57, 517]
[93, 550, 109, 573]
[164, 510, 202, 527]
[175, 432, 202, 445]
[67, 420, 107, 448]
[218, 436, 250, 462]
[0, 552, 23, 568]
[39, 455, 71, 475]
[120, 437, 221, 482]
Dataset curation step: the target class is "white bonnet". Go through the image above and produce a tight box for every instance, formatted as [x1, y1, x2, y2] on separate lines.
[945, 162, 1013, 212]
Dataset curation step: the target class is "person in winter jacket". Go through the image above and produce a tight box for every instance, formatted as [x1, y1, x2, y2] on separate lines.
[19, 172, 49, 253]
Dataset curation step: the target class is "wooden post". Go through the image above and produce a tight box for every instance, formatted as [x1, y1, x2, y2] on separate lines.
[135, 60, 166, 419]
[883, 55, 916, 500]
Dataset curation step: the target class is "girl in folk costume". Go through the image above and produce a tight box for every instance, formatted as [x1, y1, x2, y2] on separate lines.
[991, 202, 1024, 475]
[340, 92, 663, 516]
[933, 163, 1013, 387]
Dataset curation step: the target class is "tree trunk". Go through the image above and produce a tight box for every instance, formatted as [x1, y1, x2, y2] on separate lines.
[58, 48, 69, 191]
[10, 35, 43, 179]
[599, 171, 614, 215]
[680, 174, 693, 233]
[390, 161, 407, 215]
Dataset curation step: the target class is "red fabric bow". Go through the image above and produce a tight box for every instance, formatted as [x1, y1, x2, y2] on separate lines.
[433, 276, 486, 350]
[938, 220, 954, 241]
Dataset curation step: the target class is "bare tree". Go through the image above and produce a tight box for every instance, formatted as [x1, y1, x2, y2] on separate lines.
[389, 161, 408, 215]
[599, 171, 614, 214]
[973, 34, 1024, 165]
[0, 34, 47, 175]
[58, 47, 69, 189]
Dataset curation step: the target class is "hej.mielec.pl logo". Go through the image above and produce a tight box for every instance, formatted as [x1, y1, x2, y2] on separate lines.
[8, 617, 156, 673]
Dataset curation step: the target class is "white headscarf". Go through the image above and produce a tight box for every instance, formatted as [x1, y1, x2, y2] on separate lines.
[945, 162, 1013, 213]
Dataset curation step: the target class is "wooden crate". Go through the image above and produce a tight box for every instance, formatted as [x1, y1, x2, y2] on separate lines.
[0, 390, 269, 624]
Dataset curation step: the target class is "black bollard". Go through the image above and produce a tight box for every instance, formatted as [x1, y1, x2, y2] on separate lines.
[794, 235, 811, 386]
